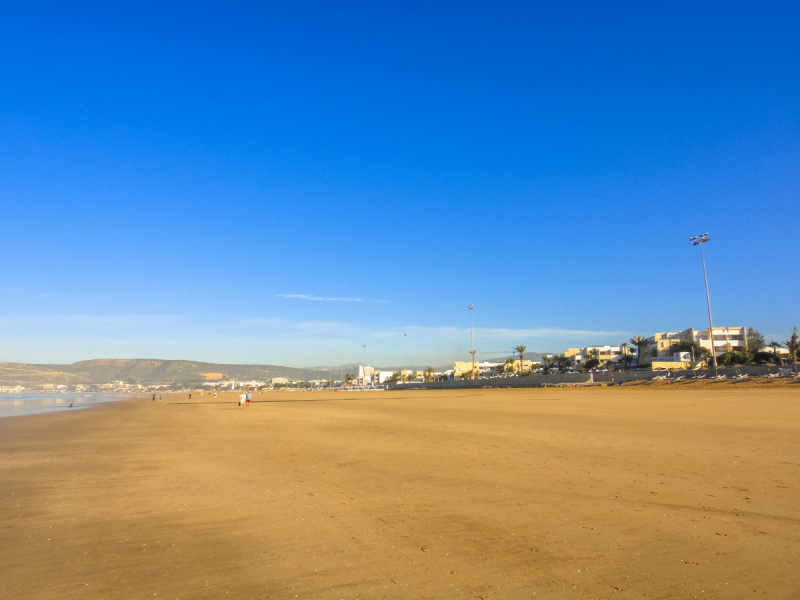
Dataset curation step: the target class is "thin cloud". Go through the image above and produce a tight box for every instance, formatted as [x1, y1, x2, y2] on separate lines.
[276, 294, 365, 302]
[0, 313, 186, 326]
[242, 318, 344, 335]
[371, 326, 628, 339]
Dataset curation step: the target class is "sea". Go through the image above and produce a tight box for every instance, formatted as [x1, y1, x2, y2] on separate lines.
[0, 392, 134, 418]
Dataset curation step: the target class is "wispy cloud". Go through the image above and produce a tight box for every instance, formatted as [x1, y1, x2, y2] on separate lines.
[242, 317, 344, 335]
[241, 319, 627, 343]
[276, 294, 365, 302]
[0, 313, 186, 326]
[372, 326, 628, 340]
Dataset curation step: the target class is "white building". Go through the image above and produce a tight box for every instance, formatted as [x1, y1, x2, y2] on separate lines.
[566, 345, 633, 367]
[356, 366, 393, 385]
[693, 327, 748, 357]
[642, 327, 748, 362]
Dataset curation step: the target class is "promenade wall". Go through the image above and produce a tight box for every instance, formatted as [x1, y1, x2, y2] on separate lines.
[387, 364, 796, 391]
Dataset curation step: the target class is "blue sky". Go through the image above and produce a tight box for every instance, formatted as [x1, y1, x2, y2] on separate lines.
[1, 1, 798, 367]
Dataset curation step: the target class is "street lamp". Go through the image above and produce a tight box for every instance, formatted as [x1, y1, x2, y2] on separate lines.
[403, 333, 407, 377]
[690, 233, 716, 370]
[468, 305, 476, 379]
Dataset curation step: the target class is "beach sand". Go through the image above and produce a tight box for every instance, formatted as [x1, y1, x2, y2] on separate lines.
[1, 384, 798, 599]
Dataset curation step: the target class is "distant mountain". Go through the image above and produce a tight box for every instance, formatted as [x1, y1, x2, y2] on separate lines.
[0, 353, 555, 386]
[0, 362, 86, 386]
[0, 359, 315, 386]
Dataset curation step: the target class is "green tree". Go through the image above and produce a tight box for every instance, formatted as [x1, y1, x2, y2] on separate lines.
[425, 366, 434, 382]
[783, 327, 799, 362]
[586, 348, 600, 364]
[515, 345, 527, 375]
[753, 351, 778, 365]
[768, 340, 781, 354]
[629, 336, 647, 365]
[553, 353, 569, 371]
[584, 358, 601, 370]
[746, 327, 765, 352]
[719, 351, 754, 366]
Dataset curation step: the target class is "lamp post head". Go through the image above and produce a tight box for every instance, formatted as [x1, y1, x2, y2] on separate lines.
[468, 304, 474, 310]
[691, 233, 710, 246]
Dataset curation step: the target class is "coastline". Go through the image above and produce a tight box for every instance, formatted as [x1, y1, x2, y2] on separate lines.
[1, 388, 798, 599]
[0, 392, 136, 419]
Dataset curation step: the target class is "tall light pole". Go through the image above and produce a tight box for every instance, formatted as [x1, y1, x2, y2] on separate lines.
[690, 233, 716, 369]
[468, 305, 476, 379]
[403, 333, 407, 373]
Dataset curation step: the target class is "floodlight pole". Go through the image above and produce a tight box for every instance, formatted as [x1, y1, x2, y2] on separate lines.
[469, 304, 475, 378]
[403, 333, 407, 377]
[691, 234, 716, 370]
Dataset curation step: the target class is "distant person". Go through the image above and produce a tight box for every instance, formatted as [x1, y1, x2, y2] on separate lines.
[189, 393, 192, 400]
[214, 392, 218, 399]
[152, 394, 156, 402]
[239, 391, 246, 409]
[246, 391, 252, 409]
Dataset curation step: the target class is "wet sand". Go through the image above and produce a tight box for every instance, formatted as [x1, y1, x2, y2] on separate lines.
[1, 385, 798, 599]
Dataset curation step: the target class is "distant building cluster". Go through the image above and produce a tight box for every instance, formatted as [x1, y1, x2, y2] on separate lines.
[445, 325, 781, 380]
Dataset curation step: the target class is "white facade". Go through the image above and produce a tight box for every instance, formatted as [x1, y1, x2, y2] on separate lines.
[694, 327, 747, 357]
[356, 366, 393, 385]
[569, 345, 633, 366]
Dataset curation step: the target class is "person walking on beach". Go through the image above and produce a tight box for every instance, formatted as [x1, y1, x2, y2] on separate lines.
[214, 392, 217, 399]
[152, 393, 156, 401]
[189, 393, 192, 400]
[245, 391, 252, 409]
[239, 391, 246, 409]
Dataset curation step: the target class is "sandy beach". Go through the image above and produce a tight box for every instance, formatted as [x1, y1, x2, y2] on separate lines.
[1, 384, 798, 599]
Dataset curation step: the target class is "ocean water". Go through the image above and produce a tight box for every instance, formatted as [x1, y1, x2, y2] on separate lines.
[0, 393, 133, 418]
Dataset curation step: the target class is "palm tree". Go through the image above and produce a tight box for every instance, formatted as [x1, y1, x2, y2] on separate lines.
[620, 342, 628, 368]
[629, 336, 647, 366]
[504, 358, 515, 374]
[425, 366, 434, 382]
[783, 327, 799, 362]
[768, 340, 781, 354]
[515, 345, 527, 375]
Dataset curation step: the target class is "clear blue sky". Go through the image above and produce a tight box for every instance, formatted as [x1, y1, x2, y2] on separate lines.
[2, 1, 798, 367]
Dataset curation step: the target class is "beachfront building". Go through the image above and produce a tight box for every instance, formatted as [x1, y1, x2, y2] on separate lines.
[567, 345, 632, 368]
[356, 365, 374, 385]
[505, 359, 532, 373]
[642, 327, 747, 362]
[452, 359, 531, 378]
[642, 330, 695, 361]
[652, 352, 694, 370]
[356, 366, 394, 385]
[270, 377, 289, 386]
[694, 327, 748, 357]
